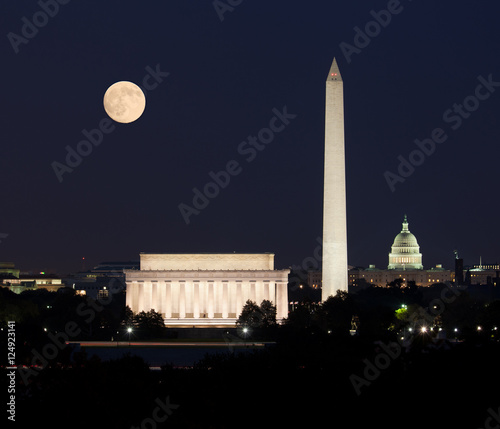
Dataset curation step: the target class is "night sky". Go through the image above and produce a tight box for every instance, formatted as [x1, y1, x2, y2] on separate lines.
[1, 0, 499, 275]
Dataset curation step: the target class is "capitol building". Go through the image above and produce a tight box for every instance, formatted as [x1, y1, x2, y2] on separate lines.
[349, 215, 452, 287]
[387, 215, 423, 270]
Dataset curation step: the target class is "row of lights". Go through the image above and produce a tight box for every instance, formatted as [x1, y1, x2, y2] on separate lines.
[407, 326, 498, 333]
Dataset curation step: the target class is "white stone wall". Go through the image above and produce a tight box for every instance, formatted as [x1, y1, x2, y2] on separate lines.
[140, 253, 274, 271]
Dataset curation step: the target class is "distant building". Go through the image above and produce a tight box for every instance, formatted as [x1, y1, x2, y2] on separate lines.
[64, 261, 138, 299]
[0, 262, 64, 293]
[350, 264, 451, 287]
[307, 270, 322, 290]
[466, 261, 500, 286]
[315, 215, 453, 289]
[1, 270, 64, 294]
[472, 261, 499, 271]
[353, 215, 451, 286]
[449, 255, 500, 286]
[71, 260, 139, 281]
[0, 262, 20, 278]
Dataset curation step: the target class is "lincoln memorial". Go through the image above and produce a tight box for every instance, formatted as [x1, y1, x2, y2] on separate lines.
[125, 253, 290, 327]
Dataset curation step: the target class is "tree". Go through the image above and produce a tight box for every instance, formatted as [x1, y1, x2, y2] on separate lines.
[236, 300, 277, 329]
[0, 288, 39, 325]
[121, 305, 134, 328]
[479, 300, 500, 331]
[260, 300, 277, 328]
[317, 290, 355, 336]
[133, 309, 166, 339]
[285, 305, 314, 330]
[236, 300, 263, 329]
[388, 278, 404, 289]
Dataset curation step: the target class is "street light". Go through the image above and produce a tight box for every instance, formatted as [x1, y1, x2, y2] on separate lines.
[127, 327, 132, 346]
[241, 326, 250, 347]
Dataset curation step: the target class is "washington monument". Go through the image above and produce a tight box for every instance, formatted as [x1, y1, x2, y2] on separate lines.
[322, 57, 348, 300]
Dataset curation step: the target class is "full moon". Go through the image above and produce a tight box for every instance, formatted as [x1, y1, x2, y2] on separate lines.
[103, 81, 146, 123]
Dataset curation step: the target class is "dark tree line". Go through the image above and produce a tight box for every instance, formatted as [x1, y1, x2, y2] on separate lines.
[4, 283, 500, 429]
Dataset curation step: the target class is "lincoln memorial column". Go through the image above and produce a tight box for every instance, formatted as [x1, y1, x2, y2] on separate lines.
[158, 282, 166, 318]
[193, 281, 200, 319]
[255, 280, 264, 304]
[125, 283, 131, 310]
[185, 281, 193, 317]
[179, 281, 186, 319]
[171, 281, 179, 317]
[235, 281, 243, 318]
[165, 281, 172, 319]
[137, 282, 145, 313]
[128, 282, 140, 313]
[263, 280, 272, 302]
[222, 281, 229, 318]
[151, 281, 158, 313]
[249, 281, 256, 303]
[276, 282, 288, 320]
[207, 281, 214, 319]
[144, 282, 153, 312]
[212, 280, 220, 317]
[228, 281, 235, 317]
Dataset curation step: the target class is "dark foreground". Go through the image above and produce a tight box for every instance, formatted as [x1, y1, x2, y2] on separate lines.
[4, 283, 500, 428]
[12, 335, 500, 429]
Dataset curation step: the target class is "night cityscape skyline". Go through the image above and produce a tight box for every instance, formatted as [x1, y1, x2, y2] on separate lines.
[1, 1, 500, 276]
[2, 2, 500, 428]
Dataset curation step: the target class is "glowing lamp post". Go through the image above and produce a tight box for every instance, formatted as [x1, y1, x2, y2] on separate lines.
[241, 326, 250, 347]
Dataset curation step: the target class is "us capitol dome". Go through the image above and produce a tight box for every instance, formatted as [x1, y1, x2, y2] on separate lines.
[388, 215, 423, 270]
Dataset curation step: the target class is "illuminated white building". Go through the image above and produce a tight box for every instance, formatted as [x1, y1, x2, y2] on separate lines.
[388, 215, 423, 270]
[349, 215, 451, 287]
[125, 253, 289, 327]
[351, 264, 451, 287]
[1, 273, 64, 294]
[467, 260, 500, 285]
